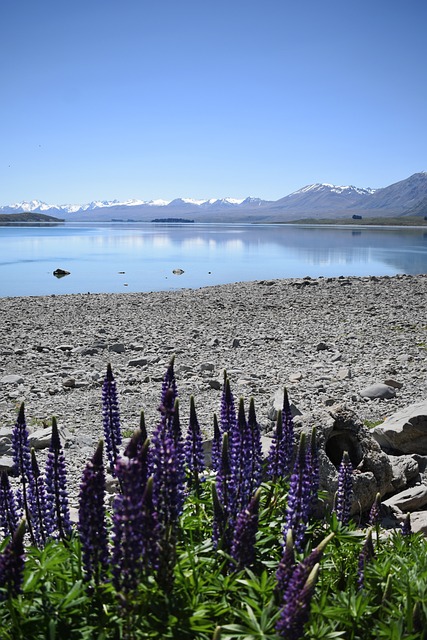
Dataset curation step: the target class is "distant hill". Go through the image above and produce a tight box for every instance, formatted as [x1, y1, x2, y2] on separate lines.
[0, 212, 64, 223]
[1, 172, 427, 223]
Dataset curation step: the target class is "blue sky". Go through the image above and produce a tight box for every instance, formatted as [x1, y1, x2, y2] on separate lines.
[1, 0, 426, 204]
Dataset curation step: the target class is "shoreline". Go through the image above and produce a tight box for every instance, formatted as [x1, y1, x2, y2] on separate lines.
[1, 273, 427, 497]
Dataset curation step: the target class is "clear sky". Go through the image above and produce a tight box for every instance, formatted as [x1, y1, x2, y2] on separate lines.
[1, 0, 426, 205]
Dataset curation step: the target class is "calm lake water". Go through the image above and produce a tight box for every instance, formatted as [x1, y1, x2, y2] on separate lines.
[1, 222, 427, 297]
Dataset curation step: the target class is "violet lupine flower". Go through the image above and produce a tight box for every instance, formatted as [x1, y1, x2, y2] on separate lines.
[282, 433, 311, 552]
[266, 409, 284, 482]
[305, 428, 319, 517]
[183, 396, 205, 492]
[44, 418, 72, 540]
[211, 413, 222, 472]
[247, 398, 263, 498]
[11, 403, 36, 544]
[357, 528, 375, 591]
[102, 363, 123, 476]
[0, 472, 19, 538]
[228, 398, 249, 513]
[275, 529, 296, 600]
[276, 563, 320, 640]
[78, 440, 108, 585]
[230, 488, 261, 572]
[111, 438, 147, 594]
[220, 375, 237, 436]
[212, 432, 236, 551]
[160, 356, 178, 406]
[276, 533, 334, 617]
[401, 512, 412, 536]
[334, 451, 353, 526]
[368, 492, 381, 527]
[30, 449, 53, 546]
[150, 396, 185, 591]
[0, 519, 26, 601]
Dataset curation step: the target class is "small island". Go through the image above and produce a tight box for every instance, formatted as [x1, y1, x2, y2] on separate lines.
[0, 212, 64, 223]
[151, 218, 194, 223]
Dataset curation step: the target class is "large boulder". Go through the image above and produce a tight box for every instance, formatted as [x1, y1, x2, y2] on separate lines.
[297, 405, 393, 516]
[371, 400, 427, 454]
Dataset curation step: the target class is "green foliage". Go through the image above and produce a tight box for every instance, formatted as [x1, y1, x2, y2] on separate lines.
[1, 485, 427, 638]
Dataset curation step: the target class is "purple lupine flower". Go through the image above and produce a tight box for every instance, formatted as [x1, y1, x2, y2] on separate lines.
[277, 532, 334, 631]
[150, 396, 185, 591]
[160, 356, 178, 405]
[334, 450, 353, 526]
[0, 519, 26, 601]
[111, 437, 147, 594]
[275, 529, 296, 600]
[44, 418, 72, 540]
[220, 375, 237, 436]
[357, 528, 375, 591]
[11, 403, 36, 544]
[230, 488, 261, 572]
[276, 563, 320, 640]
[266, 409, 284, 481]
[228, 398, 249, 513]
[247, 398, 263, 497]
[30, 449, 53, 546]
[0, 472, 19, 538]
[401, 512, 412, 536]
[102, 363, 123, 476]
[78, 440, 108, 584]
[267, 389, 295, 481]
[305, 428, 319, 517]
[211, 413, 222, 472]
[183, 396, 205, 492]
[213, 432, 236, 550]
[282, 433, 310, 552]
[368, 492, 381, 527]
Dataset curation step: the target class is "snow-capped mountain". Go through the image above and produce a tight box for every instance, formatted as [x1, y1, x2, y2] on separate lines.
[1, 173, 426, 222]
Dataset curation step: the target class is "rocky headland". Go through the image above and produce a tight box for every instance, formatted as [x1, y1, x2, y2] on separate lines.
[1, 274, 427, 522]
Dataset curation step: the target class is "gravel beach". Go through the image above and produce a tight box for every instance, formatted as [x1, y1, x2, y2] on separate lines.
[1, 273, 427, 501]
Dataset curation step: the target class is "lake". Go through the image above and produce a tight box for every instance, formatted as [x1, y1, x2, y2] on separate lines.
[1, 222, 427, 297]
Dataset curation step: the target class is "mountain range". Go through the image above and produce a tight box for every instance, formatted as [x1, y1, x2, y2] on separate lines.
[1, 172, 427, 223]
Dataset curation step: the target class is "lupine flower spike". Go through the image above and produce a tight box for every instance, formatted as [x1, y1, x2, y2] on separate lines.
[230, 488, 261, 571]
[401, 512, 412, 536]
[334, 450, 353, 526]
[283, 432, 311, 552]
[11, 403, 36, 544]
[247, 398, 263, 497]
[0, 519, 26, 602]
[0, 472, 19, 539]
[102, 363, 123, 476]
[78, 440, 108, 584]
[276, 532, 334, 638]
[44, 417, 72, 540]
[211, 413, 221, 472]
[30, 449, 53, 546]
[275, 529, 296, 600]
[357, 528, 375, 591]
[305, 428, 319, 517]
[112, 433, 147, 594]
[184, 396, 206, 492]
[276, 563, 320, 640]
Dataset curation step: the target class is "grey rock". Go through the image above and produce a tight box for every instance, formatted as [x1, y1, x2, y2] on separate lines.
[298, 405, 393, 515]
[232, 338, 240, 348]
[0, 374, 24, 385]
[267, 388, 302, 422]
[109, 343, 125, 353]
[207, 379, 221, 390]
[127, 358, 148, 367]
[371, 400, 427, 454]
[383, 485, 427, 513]
[200, 363, 215, 372]
[172, 268, 184, 275]
[0, 456, 14, 471]
[387, 454, 420, 492]
[289, 371, 303, 383]
[337, 367, 351, 380]
[56, 344, 74, 352]
[384, 379, 404, 389]
[359, 383, 396, 399]
[63, 378, 76, 388]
